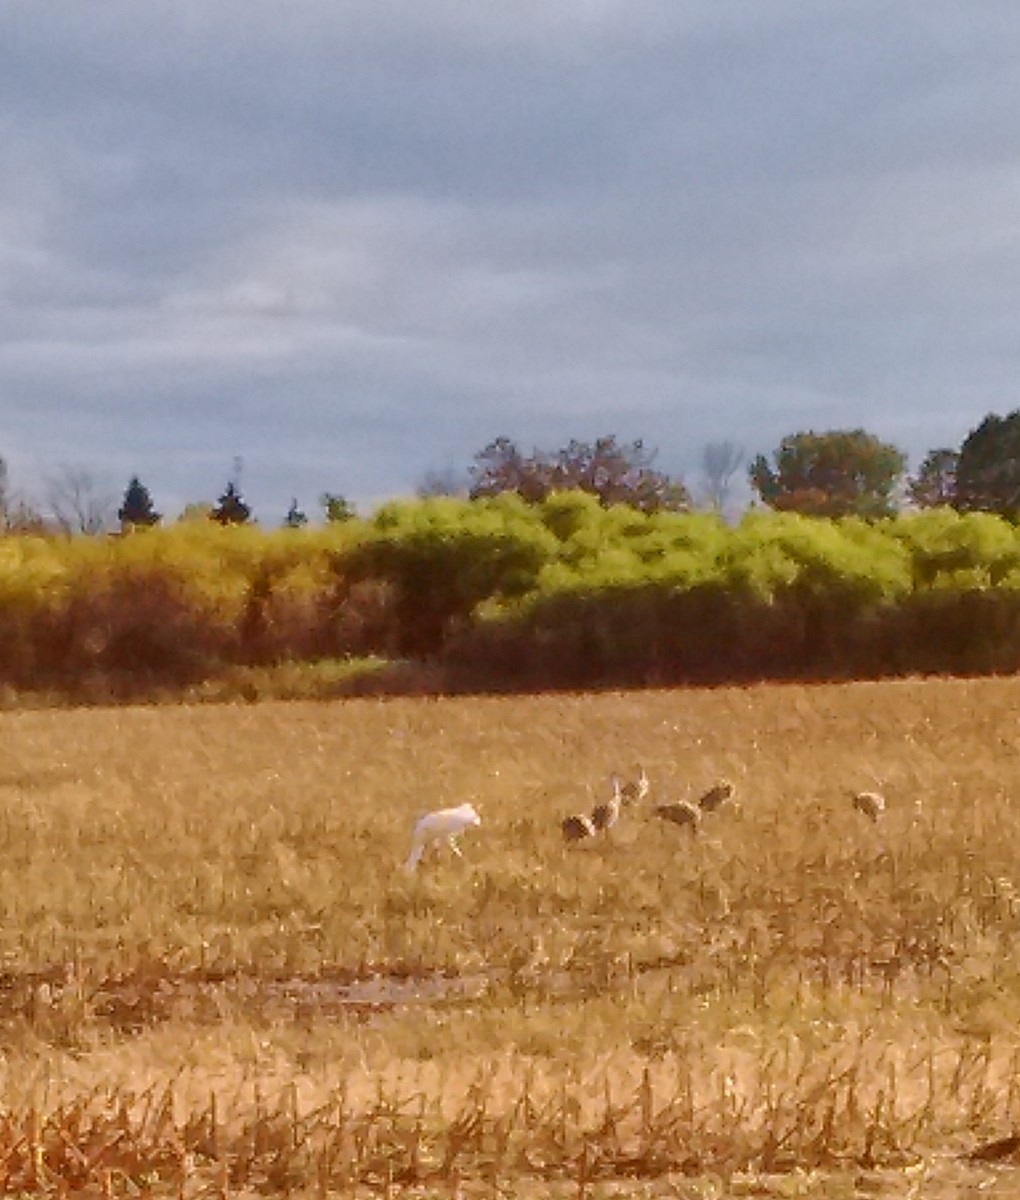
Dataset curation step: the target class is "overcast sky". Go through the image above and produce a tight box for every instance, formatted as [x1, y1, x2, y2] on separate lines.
[2, 2, 1018, 523]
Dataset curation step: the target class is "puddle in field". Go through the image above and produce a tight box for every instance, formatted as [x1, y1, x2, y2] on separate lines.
[0, 962, 510, 1033]
[233, 966, 496, 1019]
[0, 954, 669, 1033]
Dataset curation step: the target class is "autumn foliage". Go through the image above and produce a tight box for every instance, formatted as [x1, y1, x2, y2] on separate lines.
[3, 497, 1020, 701]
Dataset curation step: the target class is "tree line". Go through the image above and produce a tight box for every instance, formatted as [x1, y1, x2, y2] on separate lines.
[2, 492, 1020, 702]
[5, 408, 1020, 535]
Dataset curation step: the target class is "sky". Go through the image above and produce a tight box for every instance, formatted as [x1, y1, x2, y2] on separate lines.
[2, 2, 1019, 524]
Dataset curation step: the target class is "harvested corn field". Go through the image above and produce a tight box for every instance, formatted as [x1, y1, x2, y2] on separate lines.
[1, 677, 1020, 1195]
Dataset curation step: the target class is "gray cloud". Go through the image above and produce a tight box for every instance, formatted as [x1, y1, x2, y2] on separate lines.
[2, 2, 1019, 520]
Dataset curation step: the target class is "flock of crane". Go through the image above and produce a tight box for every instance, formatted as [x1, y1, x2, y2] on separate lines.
[559, 769, 737, 843]
[403, 770, 887, 873]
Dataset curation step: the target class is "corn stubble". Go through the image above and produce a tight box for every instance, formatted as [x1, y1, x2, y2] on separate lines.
[1, 677, 1020, 1194]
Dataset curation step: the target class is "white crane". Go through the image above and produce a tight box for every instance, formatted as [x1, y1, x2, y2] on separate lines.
[404, 802, 481, 872]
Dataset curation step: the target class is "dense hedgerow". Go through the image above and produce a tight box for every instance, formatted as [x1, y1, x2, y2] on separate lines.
[3, 500, 1020, 699]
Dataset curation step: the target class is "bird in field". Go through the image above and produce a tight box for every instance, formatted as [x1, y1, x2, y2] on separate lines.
[404, 802, 481, 873]
[561, 812, 597, 843]
[697, 778, 736, 812]
[590, 788, 622, 834]
[966, 1133, 1020, 1163]
[852, 790, 886, 822]
[654, 800, 701, 832]
[612, 767, 650, 807]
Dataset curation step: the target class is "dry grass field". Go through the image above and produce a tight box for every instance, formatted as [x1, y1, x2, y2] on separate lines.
[3, 676, 1020, 1196]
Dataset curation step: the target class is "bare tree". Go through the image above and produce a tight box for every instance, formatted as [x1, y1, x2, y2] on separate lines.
[699, 441, 745, 513]
[5, 495, 50, 534]
[0, 456, 51, 533]
[469, 435, 690, 513]
[417, 466, 470, 498]
[46, 465, 117, 535]
[908, 448, 958, 509]
[0, 471, 20, 532]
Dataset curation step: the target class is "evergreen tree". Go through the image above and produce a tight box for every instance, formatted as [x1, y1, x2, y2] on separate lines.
[211, 480, 252, 525]
[284, 498, 308, 528]
[954, 411, 1020, 517]
[117, 475, 162, 530]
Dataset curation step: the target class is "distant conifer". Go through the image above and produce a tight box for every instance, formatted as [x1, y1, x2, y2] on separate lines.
[284, 498, 308, 528]
[320, 492, 357, 523]
[211, 480, 252, 525]
[117, 475, 161, 530]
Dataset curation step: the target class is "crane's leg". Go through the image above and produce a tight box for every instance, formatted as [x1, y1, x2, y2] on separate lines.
[405, 836, 425, 873]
